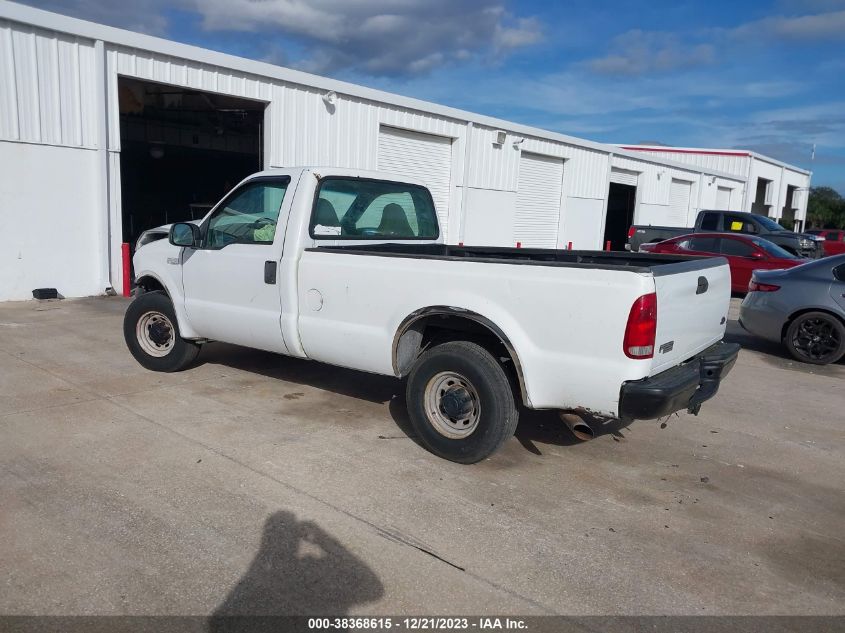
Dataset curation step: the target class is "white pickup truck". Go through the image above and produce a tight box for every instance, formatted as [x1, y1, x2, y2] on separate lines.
[126, 167, 739, 463]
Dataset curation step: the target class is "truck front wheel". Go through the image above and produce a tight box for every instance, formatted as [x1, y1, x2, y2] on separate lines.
[406, 341, 519, 463]
[123, 291, 200, 372]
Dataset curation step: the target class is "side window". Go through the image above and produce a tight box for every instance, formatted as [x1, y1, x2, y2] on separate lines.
[311, 178, 439, 240]
[721, 238, 755, 257]
[724, 214, 757, 234]
[205, 179, 289, 248]
[700, 213, 719, 231]
[689, 237, 718, 252]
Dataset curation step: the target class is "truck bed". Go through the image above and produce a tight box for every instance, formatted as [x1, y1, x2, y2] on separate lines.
[308, 243, 724, 274]
[298, 241, 732, 413]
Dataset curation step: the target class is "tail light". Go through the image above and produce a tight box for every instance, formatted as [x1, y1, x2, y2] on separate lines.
[624, 292, 657, 359]
[627, 226, 636, 239]
[748, 281, 780, 292]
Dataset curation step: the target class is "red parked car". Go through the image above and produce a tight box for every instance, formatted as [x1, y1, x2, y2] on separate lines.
[807, 229, 845, 256]
[640, 232, 808, 293]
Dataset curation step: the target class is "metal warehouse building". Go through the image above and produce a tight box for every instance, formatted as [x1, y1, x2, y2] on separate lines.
[0, 2, 812, 301]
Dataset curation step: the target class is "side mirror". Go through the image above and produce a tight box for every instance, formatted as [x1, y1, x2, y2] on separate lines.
[169, 223, 200, 248]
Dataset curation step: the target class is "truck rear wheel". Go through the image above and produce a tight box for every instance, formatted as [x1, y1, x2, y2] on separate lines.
[406, 341, 518, 464]
[123, 291, 200, 372]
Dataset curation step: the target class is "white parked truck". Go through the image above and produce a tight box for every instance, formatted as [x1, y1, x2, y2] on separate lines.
[126, 167, 739, 463]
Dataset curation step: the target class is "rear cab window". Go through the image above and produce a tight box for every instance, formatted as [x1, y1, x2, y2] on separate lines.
[699, 213, 719, 231]
[310, 177, 439, 240]
[723, 214, 758, 235]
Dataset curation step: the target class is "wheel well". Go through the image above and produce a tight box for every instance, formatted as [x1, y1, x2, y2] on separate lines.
[781, 307, 845, 341]
[393, 310, 527, 404]
[135, 275, 167, 297]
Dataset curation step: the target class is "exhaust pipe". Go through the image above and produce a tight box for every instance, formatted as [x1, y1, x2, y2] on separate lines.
[559, 411, 596, 441]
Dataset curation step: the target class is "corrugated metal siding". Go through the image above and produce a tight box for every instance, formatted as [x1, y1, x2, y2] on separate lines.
[610, 168, 638, 186]
[565, 147, 609, 199]
[514, 153, 563, 248]
[466, 124, 609, 199]
[612, 154, 716, 209]
[0, 20, 97, 147]
[107, 45, 273, 151]
[377, 126, 453, 234]
[624, 149, 749, 178]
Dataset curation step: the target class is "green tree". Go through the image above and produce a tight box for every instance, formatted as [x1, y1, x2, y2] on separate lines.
[806, 186, 845, 229]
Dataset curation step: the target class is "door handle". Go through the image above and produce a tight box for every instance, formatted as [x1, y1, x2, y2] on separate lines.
[264, 261, 277, 284]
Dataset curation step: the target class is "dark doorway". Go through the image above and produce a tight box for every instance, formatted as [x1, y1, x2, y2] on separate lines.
[604, 182, 637, 251]
[118, 77, 265, 248]
[751, 177, 772, 216]
[781, 185, 798, 230]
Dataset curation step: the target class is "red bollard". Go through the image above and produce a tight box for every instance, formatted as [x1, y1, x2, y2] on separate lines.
[121, 242, 132, 297]
[458, 242, 463, 246]
[605, 240, 612, 251]
[567, 241, 573, 250]
[516, 242, 522, 248]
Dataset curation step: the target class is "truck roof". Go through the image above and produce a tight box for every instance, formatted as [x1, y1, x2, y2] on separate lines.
[247, 166, 431, 190]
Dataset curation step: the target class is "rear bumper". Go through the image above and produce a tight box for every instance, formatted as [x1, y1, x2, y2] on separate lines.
[618, 341, 740, 420]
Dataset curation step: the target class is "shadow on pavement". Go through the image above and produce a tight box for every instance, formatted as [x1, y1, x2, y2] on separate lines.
[208, 511, 383, 629]
[196, 343, 626, 458]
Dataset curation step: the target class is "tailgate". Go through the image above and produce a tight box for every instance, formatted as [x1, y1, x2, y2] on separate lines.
[650, 258, 732, 375]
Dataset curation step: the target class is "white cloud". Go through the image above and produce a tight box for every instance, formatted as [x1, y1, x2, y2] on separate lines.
[28, 0, 170, 34]
[21, 0, 542, 76]
[585, 30, 716, 76]
[730, 9, 845, 40]
[191, 0, 543, 75]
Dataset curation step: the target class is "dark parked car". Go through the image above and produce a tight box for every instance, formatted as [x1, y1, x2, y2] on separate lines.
[807, 229, 845, 256]
[628, 210, 824, 258]
[739, 254, 845, 365]
[639, 233, 807, 293]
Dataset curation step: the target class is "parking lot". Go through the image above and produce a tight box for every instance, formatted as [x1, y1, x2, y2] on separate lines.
[1, 296, 843, 616]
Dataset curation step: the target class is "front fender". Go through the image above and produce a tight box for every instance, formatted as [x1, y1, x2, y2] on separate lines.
[132, 241, 198, 339]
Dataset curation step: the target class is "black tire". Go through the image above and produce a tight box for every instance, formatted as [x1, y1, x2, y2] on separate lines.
[123, 291, 200, 372]
[784, 311, 845, 365]
[406, 341, 519, 464]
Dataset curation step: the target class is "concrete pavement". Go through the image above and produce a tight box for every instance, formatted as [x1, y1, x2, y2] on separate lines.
[0, 297, 843, 616]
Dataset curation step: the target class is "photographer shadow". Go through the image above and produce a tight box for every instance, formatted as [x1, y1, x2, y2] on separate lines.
[209, 511, 383, 631]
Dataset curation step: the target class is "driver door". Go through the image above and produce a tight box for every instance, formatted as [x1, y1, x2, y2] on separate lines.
[181, 176, 292, 353]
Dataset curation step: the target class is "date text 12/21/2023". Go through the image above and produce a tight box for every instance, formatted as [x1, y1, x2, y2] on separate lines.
[307, 617, 528, 630]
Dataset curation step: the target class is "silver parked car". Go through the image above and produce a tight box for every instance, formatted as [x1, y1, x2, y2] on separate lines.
[739, 254, 845, 365]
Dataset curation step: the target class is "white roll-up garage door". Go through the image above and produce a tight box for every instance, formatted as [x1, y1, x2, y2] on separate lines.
[610, 168, 638, 186]
[668, 178, 693, 225]
[514, 153, 564, 248]
[716, 186, 732, 210]
[378, 126, 452, 237]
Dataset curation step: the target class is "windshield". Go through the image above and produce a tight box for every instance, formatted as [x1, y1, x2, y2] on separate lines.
[751, 237, 800, 259]
[755, 215, 788, 232]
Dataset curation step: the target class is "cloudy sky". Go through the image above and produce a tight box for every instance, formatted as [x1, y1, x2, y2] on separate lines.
[26, 0, 845, 193]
